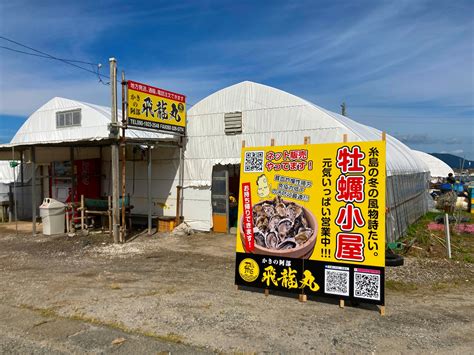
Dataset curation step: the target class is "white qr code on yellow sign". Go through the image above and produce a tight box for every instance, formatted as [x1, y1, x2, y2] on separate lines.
[244, 151, 264, 173]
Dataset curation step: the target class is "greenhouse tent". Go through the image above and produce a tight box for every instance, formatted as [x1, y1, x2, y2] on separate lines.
[183, 81, 430, 242]
[412, 150, 454, 179]
[0, 97, 182, 222]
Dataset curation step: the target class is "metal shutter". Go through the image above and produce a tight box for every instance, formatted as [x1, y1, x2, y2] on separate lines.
[224, 112, 242, 135]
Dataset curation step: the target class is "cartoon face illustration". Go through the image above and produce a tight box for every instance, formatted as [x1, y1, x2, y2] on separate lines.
[256, 174, 271, 198]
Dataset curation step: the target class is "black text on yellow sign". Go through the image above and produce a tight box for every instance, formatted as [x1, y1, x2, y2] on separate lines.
[127, 80, 186, 135]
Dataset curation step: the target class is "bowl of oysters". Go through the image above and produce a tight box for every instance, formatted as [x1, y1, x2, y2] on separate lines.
[240, 196, 317, 259]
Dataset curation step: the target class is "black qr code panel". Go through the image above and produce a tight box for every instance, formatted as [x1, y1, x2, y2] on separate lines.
[325, 269, 349, 296]
[354, 272, 380, 301]
[244, 151, 264, 173]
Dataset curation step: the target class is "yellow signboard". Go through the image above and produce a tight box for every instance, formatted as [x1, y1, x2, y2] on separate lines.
[235, 141, 386, 305]
[127, 80, 186, 135]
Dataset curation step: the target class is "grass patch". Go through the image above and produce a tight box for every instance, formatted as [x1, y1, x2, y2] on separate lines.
[17, 304, 187, 346]
[430, 282, 451, 291]
[385, 280, 418, 292]
[401, 211, 473, 263]
[18, 304, 58, 318]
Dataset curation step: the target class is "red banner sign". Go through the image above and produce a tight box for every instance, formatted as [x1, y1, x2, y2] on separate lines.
[242, 182, 255, 251]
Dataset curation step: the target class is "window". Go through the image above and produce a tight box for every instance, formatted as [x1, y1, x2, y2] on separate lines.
[56, 109, 81, 128]
[224, 112, 242, 135]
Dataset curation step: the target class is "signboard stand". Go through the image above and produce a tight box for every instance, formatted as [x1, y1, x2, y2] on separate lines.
[235, 132, 387, 315]
[380, 131, 386, 317]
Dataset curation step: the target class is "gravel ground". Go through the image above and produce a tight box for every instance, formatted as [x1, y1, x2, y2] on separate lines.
[0, 222, 473, 354]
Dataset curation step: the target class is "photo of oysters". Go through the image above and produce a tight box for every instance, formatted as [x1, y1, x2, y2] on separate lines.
[241, 196, 317, 259]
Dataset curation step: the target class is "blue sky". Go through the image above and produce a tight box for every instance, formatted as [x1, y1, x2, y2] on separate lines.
[0, 0, 473, 158]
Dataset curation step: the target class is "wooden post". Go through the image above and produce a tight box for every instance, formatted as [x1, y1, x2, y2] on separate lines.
[242, 140, 246, 148]
[20, 151, 24, 219]
[270, 138, 275, 146]
[379, 306, 385, 316]
[70, 146, 75, 231]
[108, 195, 112, 237]
[299, 294, 307, 302]
[175, 185, 182, 226]
[444, 213, 452, 258]
[40, 166, 44, 204]
[304, 136, 310, 144]
[343, 133, 348, 143]
[175, 137, 184, 227]
[339, 299, 345, 308]
[382, 131, 386, 141]
[80, 195, 84, 230]
[264, 288, 269, 297]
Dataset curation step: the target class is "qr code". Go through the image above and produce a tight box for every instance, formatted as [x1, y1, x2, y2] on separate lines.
[244, 151, 264, 173]
[325, 269, 349, 296]
[354, 272, 380, 301]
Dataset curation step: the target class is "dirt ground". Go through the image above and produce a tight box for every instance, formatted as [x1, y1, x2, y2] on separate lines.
[0, 222, 473, 354]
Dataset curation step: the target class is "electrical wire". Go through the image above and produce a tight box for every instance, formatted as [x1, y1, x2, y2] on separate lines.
[0, 35, 111, 85]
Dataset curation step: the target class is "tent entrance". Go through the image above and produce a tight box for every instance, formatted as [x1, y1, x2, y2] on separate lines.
[211, 164, 240, 233]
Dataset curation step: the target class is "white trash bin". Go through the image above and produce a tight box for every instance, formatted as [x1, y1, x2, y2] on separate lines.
[40, 198, 66, 235]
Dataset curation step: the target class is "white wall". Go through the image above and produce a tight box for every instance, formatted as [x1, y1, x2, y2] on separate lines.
[101, 146, 181, 217]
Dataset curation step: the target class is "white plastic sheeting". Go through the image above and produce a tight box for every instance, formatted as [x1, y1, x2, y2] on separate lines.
[0, 161, 14, 202]
[10, 97, 177, 145]
[184, 81, 430, 240]
[412, 150, 454, 178]
[0, 161, 15, 184]
[185, 81, 428, 187]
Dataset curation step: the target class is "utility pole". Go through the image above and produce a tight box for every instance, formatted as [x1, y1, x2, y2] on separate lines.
[341, 102, 346, 116]
[109, 58, 120, 243]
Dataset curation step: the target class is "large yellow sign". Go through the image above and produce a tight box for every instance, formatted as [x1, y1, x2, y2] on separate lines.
[235, 141, 386, 305]
[127, 80, 186, 135]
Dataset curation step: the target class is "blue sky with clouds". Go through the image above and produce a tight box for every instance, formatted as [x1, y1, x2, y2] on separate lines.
[0, 0, 473, 157]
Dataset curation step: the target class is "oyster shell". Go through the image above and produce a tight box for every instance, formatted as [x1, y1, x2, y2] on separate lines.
[256, 215, 269, 231]
[287, 203, 303, 220]
[265, 231, 279, 249]
[254, 231, 266, 247]
[249, 196, 313, 251]
[275, 203, 287, 218]
[277, 218, 293, 239]
[277, 238, 297, 250]
[268, 215, 281, 231]
[295, 229, 312, 245]
[262, 203, 275, 216]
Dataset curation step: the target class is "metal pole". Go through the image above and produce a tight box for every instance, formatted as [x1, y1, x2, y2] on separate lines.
[444, 213, 452, 258]
[70, 147, 75, 229]
[175, 138, 183, 226]
[20, 151, 24, 219]
[110, 57, 120, 243]
[147, 146, 152, 235]
[179, 137, 185, 219]
[31, 146, 36, 236]
[12, 147, 18, 235]
[121, 70, 127, 242]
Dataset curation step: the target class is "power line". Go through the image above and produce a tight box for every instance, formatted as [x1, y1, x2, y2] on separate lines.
[0, 45, 98, 66]
[0, 35, 110, 84]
